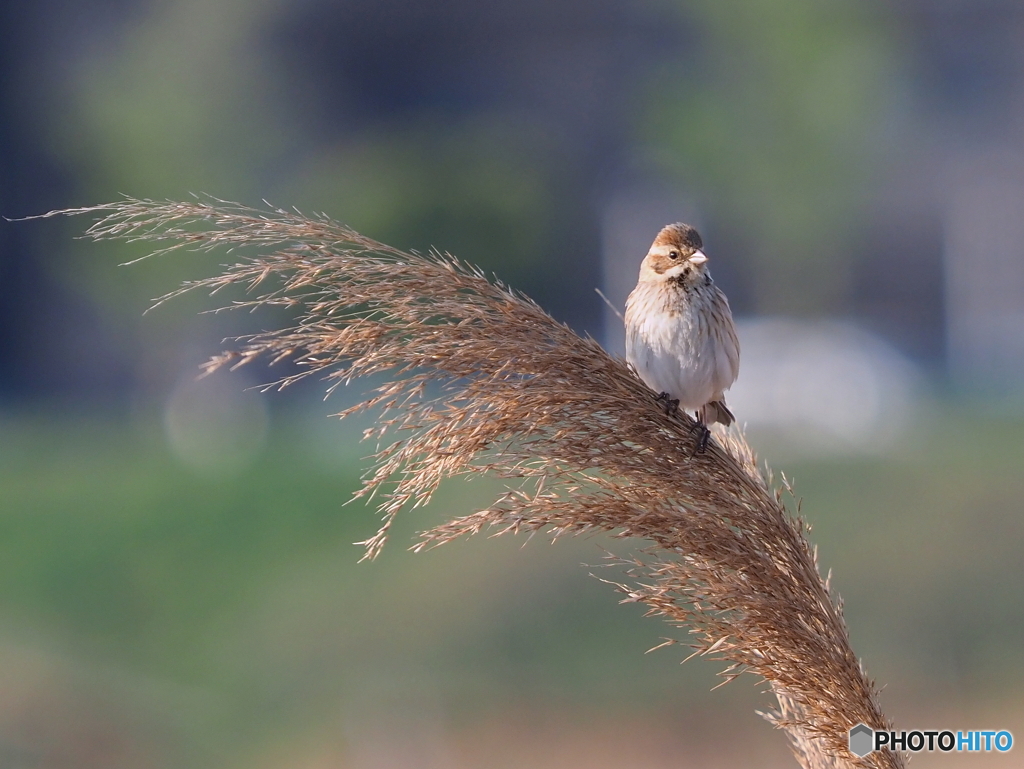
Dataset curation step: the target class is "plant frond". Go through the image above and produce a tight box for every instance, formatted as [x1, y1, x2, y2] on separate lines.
[49, 197, 903, 769]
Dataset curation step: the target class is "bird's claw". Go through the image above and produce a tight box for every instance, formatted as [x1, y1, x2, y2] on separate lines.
[694, 424, 711, 456]
[655, 391, 680, 415]
[654, 393, 708, 455]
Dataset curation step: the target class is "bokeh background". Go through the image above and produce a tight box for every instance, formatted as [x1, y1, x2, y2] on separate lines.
[2, 1, 1024, 767]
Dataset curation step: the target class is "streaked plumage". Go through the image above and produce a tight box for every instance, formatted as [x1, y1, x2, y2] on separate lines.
[624, 223, 740, 428]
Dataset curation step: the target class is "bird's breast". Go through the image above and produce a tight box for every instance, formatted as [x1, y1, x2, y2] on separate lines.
[624, 282, 736, 410]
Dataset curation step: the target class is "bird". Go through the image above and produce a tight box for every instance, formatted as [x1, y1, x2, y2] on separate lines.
[624, 223, 740, 453]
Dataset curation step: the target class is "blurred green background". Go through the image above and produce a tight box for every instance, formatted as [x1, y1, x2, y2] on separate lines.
[2, 0, 1023, 767]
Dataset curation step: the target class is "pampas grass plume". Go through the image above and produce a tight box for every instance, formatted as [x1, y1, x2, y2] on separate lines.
[35, 197, 904, 769]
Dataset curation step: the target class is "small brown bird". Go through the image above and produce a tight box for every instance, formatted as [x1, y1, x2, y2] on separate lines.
[624, 223, 740, 452]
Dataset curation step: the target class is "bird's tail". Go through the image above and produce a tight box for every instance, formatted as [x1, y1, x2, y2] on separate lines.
[703, 399, 734, 427]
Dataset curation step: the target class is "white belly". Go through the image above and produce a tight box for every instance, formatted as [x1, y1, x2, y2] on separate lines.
[625, 296, 737, 411]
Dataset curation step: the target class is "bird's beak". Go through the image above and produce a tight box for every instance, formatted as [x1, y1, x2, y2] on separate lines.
[688, 250, 708, 265]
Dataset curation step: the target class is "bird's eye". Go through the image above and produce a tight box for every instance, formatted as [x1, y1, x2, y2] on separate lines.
[668, 250, 680, 260]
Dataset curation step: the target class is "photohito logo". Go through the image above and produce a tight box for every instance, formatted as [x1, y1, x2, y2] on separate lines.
[849, 724, 1013, 757]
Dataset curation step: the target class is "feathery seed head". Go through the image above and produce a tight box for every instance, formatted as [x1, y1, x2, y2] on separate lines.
[36, 198, 904, 769]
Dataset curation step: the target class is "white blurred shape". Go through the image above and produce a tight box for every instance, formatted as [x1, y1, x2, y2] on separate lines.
[727, 319, 918, 454]
[164, 370, 269, 475]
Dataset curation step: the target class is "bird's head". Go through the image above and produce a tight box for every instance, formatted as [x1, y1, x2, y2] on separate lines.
[638, 223, 709, 287]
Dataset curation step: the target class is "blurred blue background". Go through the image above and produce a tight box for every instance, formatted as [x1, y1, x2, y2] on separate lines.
[1, 1, 1023, 767]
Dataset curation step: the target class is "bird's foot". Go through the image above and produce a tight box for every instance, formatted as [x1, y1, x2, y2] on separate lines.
[655, 391, 680, 416]
[688, 409, 712, 456]
[693, 421, 711, 456]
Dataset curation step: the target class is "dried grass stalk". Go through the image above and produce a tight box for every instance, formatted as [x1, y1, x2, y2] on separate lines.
[44, 197, 902, 768]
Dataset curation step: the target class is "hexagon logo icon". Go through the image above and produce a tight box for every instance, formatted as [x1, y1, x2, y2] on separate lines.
[849, 723, 874, 757]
